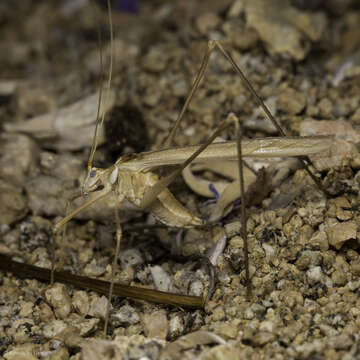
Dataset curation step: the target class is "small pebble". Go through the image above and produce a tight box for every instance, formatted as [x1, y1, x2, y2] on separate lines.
[277, 88, 306, 115]
[142, 310, 168, 340]
[45, 284, 72, 320]
[326, 221, 357, 250]
[252, 331, 276, 346]
[168, 314, 185, 339]
[88, 295, 109, 321]
[306, 266, 324, 285]
[72, 291, 90, 316]
[111, 305, 140, 327]
[43, 320, 68, 339]
[318, 98, 333, 118]
[309, 231, 329, 251]
[196, 13, 221, 35]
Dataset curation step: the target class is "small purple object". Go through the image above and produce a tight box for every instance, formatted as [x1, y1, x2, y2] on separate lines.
[234, 198, 241, 207]
[116, 0, 138, 13]
[209, 183, 219, 200]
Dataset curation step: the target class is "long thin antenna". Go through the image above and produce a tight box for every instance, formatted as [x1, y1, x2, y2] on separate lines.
[87, 0, 113, 172]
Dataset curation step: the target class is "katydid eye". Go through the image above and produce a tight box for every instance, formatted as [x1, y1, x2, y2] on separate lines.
[89, 169, 97, 177]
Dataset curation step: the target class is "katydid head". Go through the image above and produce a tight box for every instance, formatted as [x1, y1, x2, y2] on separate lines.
[82, 166, 119, 195]
[83, 167, 105, 194]
[55, 165, 116, 235]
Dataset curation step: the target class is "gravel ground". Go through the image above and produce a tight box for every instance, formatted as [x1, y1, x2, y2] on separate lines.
[1, 0, 360, 359]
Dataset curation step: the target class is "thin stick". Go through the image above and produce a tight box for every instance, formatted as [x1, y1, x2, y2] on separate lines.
[0, 254, 203, 309]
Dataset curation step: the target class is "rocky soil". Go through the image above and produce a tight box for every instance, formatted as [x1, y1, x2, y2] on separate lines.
[0, 0, 360, 359]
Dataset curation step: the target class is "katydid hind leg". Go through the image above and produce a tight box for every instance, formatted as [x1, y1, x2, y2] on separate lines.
[213, 41, 325, 194]
[164, 39, 285, 149]
[160, 39, 325, 218]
